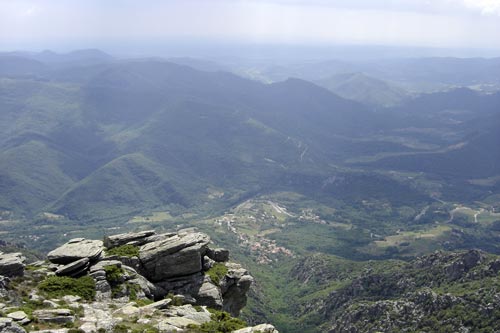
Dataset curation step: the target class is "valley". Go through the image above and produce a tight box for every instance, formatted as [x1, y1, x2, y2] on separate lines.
[0, 49, 499, 332]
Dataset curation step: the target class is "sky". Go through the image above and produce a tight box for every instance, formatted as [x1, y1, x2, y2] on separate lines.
[1, 0, 500, 54]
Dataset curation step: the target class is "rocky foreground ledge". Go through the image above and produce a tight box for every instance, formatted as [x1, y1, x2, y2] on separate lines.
[0, 229, 279, 333]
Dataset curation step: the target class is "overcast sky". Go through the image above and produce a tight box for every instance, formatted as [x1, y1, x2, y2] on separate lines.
[1, 0, 500, 52]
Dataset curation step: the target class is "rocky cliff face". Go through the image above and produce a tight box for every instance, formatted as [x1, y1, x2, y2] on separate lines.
[297, 249, 500, 332]
[0, 230, 279, 333]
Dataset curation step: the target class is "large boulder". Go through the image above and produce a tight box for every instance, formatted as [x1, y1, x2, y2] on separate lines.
[103, 230, 156, 249]
[220, 263, 254, 317]
[55, 258, 90, 277]
[47, 239, 103, 265]
[139, 232, 210, 281]
[0, 252, 25, 277]
[0, 318, 26, 333]
[32, 309, 75, 324]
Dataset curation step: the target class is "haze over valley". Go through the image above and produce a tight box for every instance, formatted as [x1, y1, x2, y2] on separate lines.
[1, 1, 500, 332]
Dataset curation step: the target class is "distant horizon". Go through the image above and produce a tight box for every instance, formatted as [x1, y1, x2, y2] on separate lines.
[3, 40, 500, 62]
[2, 0, 500, 59]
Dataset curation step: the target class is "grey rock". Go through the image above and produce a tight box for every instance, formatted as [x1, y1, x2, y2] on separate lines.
[95, 280, 111, 293]
[102, 255, 143, 273]
[80, 302, 117, 332]
[0, 252, 25, 277]
[143, 232, 177, 243]
[0, 317, 26, 333]
[55, 257, 89, 276]
[89, 260, 122, 273]
[139, 232, 210, 281]
[220, 263, 254, 317]
[32, 309, 75, 324]
[62, 295, 81, 303]
[28, 292, 43, 302]
[203, 256, 215, 271]
[163, 304, 211, 324]
[197, 279, 223, 309]
[206, 248, 230, 262]
[154, 272, 205, 299]
[42, 300, 59, 308]
[234, 324, 280, 333]
[113, 304, 140, 316]
[127, 275, 156, 299]
[103, 230, 156, 249]
[158, 316, 200, 330]
[139, 298, 171, 311]
[47, 239, 103, 264]
[0, 276, 10, 298]
[7, 311, 27, 321]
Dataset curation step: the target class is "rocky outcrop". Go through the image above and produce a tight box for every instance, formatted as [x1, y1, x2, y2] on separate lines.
[0, 252, 25, 277]
[298, 249, 500, 333]
[47, 238, 103, 264]
[220, 263, 254, 316]
[32, 309, 75, 324]
[42, 230, 253, 316]
[0, 229, 278, 333]
[139, 232, 210, 281]
[0, 318, 26, 333]
[55, 257, 89, 277]
[103, 230, 156, 248]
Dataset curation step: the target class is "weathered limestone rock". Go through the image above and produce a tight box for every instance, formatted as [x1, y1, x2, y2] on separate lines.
[55, 257, 89, 277]
[90, 260, 122, 273]
[113, 304, 140, 316]
[32, 309, 75, 324]
[0, 275, 10, 298]
[0, 252, 25, 277]
[220, 263, 254, 317]
[0, 317, 26, 333]
[7, 310, 28, 322]
[42, 300, 59, 308]
[234, 324, 280, 333]
[139, 298, 171, 311]
[47, 239, 103, 265]
[103, 230, 156, 249]
[163, 304, 211, 324]
[62, 295, 81, 303]
[127, 274, 156, 299]
[445, 249, 485, 280]
[80, 302, 117, 333]
[158, 316, 200, 331]
[203, 256, 216, 271]
[206, 248, 230, 262]
[154, 272, 204, 299]
[197, 278, 223, 309]
[139, 232, 210, 281]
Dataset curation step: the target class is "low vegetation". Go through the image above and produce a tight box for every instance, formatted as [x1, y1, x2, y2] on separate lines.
[205, 263, 228, 285]
[188, 309, 247, 333]
[106, 244, 140, 257]
[38, 275, 96, 300]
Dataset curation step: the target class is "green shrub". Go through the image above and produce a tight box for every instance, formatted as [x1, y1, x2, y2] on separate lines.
[134, 298, 154, 307]
[113, 323, 129, 333]
[205, 263, 228, 285]
[104, 265, 124, 284]
[38, 275, 95, 301]
[197, 310, 247, 333]
[106, 244, 139, 257]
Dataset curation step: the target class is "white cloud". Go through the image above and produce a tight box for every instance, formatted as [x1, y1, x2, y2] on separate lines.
[459, 0, 500, 15]
[0, 0, 499, 50]
[22, 5, 39, 17]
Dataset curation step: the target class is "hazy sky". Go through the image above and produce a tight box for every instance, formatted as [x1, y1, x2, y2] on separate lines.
[1, 0, 500, 51]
